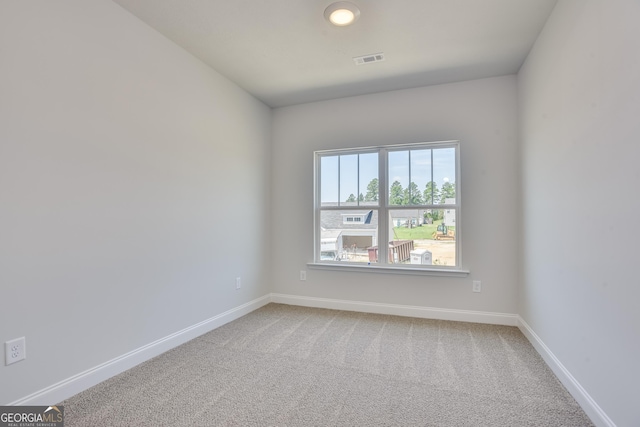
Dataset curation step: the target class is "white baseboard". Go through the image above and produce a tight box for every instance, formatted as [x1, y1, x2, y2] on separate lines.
[517, 316, 616, 427]
[271, 293, 518, 326]
[9, 294, 271, 406]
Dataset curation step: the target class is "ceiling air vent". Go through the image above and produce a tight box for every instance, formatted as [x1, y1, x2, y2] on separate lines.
[353, 53, 385, 65]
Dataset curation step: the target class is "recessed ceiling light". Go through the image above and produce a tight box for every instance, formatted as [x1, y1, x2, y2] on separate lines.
[324, 2, 360, 27]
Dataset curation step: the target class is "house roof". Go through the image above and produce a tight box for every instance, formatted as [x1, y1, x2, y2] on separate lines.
[320, 210, 377, 230]
[320, 208, 430, 231]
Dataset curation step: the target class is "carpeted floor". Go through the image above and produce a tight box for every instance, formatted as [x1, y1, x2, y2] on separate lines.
[60, 303, 594, 426]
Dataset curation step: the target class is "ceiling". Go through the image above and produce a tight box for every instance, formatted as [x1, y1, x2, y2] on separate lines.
[111, 0, 558, 108]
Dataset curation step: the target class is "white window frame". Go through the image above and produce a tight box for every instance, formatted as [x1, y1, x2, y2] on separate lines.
[311, 140, 468, 276]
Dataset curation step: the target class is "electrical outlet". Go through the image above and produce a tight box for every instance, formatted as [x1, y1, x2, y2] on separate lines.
[300, 270, 306, 281]
[236, 277, 241, 290]
[5, 337, 26, 366]
[472, 280, 482, 293]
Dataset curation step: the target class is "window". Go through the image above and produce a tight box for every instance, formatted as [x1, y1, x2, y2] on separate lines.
[314, 141, 460, 270]
[343, 214, 365, 224]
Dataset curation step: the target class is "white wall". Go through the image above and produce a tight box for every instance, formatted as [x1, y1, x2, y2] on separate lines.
[518, 1, 640, 425]
[0, 0, 271, 404]
[272, 76, 520, 315]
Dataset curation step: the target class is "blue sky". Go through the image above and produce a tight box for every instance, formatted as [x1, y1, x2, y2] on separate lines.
[320, 148, 455, 204]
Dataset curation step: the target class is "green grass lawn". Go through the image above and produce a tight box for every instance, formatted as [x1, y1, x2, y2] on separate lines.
[391, 220, 455, 240]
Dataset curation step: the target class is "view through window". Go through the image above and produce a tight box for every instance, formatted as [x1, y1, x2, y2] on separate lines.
[315, 141, 460, 269]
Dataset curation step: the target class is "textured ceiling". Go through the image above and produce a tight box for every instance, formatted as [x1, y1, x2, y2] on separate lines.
[111, 0, 557, 107]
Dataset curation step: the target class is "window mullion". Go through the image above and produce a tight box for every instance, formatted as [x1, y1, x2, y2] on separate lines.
[357, 154, 360, 207]
[430, 149, 434, 204]
[378, 149, 389, 265]
[337, 156, 341, 207]
[408, 150, 412, 204]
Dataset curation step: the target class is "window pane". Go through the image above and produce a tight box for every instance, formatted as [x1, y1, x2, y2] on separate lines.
[433, 148, 456, 204]
[389, 209, 456, 266]
[409, 149, 430, 205]
[320, 155, 339, 207]
[320, 210, 378, 263]
[340, 154, 358, 206]
[323, 153, 379, 207]
[389, 149, 437, 206]
[359, 152, 379, 206]
[388, 151, 408, 205]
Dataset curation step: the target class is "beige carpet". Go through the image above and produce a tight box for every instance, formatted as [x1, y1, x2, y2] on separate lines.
[60, 303, 593, 426]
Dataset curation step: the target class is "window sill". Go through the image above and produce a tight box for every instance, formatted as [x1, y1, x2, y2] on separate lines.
[307, 262, 470, 277]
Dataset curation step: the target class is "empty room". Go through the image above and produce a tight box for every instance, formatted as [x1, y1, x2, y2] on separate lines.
[0, 1, 638, 426]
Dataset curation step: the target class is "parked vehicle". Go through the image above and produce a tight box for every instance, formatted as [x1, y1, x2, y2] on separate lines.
[320, 250, 338, 261]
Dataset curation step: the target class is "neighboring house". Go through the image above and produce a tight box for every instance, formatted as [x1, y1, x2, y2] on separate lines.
[320, 209, 378, 258]
[443, 198, 456, 226]
[321, 208, 430, 259]
[389, 209, 425, 229]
